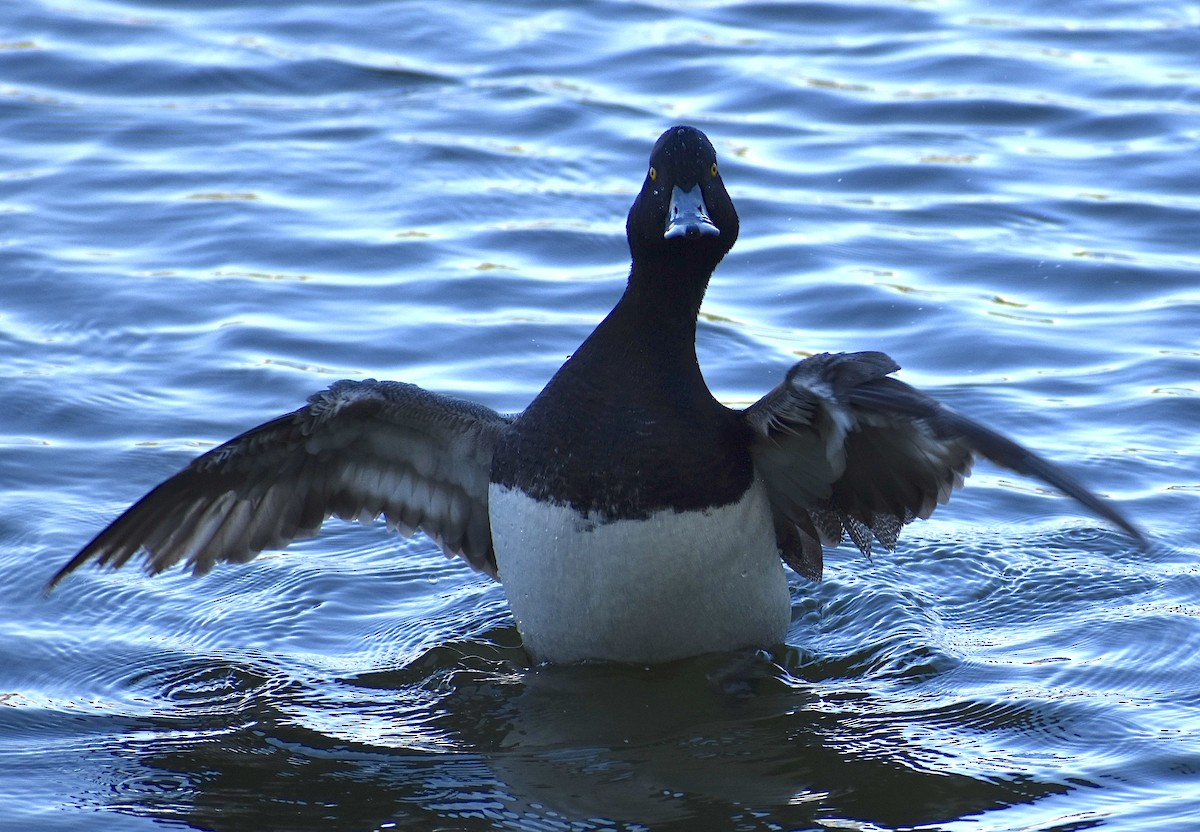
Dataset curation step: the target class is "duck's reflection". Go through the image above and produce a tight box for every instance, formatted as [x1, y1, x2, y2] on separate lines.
[97, 645, 1065, 831]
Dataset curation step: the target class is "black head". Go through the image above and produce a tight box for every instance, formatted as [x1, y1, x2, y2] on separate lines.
[626, 126, 739, 275]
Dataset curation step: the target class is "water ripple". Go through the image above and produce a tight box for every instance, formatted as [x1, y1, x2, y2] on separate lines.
[3, 0, 1198, 829]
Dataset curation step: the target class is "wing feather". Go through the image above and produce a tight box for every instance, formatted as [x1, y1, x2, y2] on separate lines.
[744, 352, 1145, 579]
[48, 379, 511, 588]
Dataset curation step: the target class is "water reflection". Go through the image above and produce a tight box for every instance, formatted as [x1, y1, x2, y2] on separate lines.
[93, 644, 1067, 831]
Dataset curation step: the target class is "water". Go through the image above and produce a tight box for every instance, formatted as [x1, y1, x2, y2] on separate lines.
[3, 0, 1199, 829]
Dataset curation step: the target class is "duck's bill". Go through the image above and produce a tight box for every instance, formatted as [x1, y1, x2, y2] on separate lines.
[665, 184, 719, 239]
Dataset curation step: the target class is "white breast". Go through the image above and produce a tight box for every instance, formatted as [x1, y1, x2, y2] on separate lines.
[488, 479, 791, 664]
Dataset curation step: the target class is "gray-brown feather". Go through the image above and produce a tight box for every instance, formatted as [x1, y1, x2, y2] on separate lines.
[744, 351, 1144, 581]
[48, 379, 510, 588]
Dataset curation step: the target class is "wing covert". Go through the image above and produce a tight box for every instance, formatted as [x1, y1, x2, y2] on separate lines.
[744, 352, 1145, 580]
[49, 379, 511, 588]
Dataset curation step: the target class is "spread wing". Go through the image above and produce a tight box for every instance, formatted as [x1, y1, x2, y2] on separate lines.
[743, 351, 1146, 580]
[48, 379, 512, 589]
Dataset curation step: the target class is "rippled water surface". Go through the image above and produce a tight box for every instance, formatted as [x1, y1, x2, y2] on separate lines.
[3, 1, 1199, 830]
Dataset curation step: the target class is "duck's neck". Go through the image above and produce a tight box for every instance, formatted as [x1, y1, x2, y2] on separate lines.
[585, 256, 711, 374]
[622, 253, 712, 327]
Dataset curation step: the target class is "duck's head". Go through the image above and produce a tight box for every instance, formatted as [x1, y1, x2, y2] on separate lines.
[626, 126, 739, 274]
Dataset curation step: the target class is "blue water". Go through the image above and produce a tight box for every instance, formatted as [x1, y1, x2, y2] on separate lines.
[3, 1, 1199, 829]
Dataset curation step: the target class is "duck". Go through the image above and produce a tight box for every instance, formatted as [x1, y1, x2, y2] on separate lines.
[49, 125, 1145, 665]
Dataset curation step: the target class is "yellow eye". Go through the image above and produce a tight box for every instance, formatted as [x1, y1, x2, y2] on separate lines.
[649, 166, 657, 181]
[710, 162, 719, 177]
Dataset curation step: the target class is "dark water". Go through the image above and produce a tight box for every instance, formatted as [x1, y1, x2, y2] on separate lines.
[3, 1, 1199, 829]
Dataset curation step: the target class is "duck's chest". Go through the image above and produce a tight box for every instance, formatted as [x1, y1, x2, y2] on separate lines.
[488, 478, 791, 664]
[490, 379, 755, 521]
